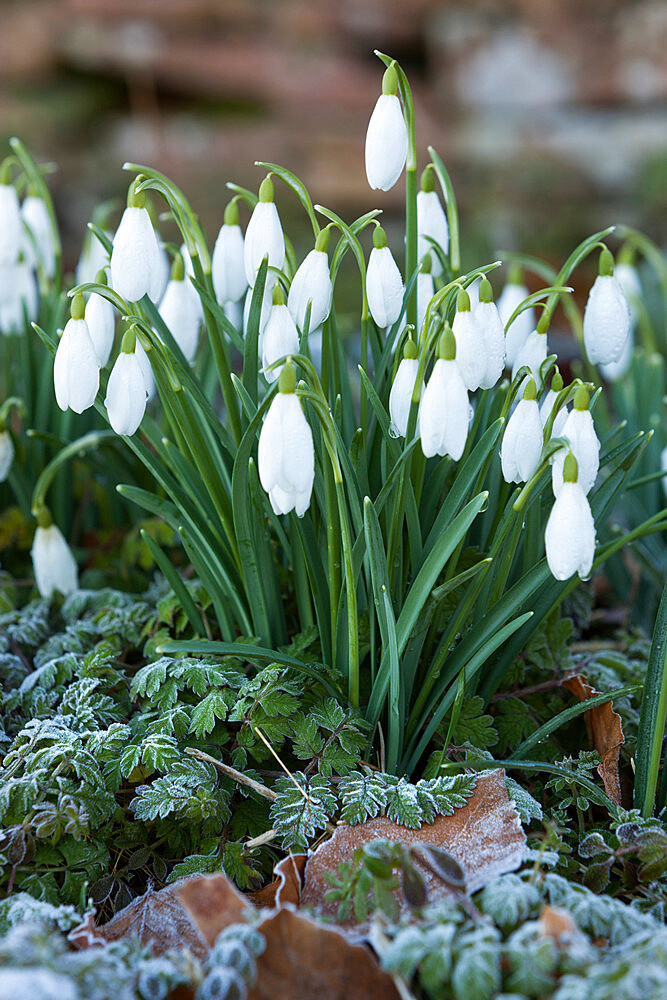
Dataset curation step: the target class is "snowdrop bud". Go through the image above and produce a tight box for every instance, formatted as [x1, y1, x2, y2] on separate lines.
[224, 298, 242, 330]
[212, 199, 247, 305]
[0, 428, 13, 481]
[452, 287, 485, 392]
[540, 370, 568, 439]
[475, 277, 505, 389]
[135, 339, 155, 401]
[288, 227, 333, 332]
[258, 361, 315, 517]
[21, 193, 56, 279]
[389, 339, 419, 438]
[0, 255, 38, 333]
[498, 266, 535, 367]
[512, 312, 548, 390]
[0, 176, 21, 265]
[244, 176, 285, 287]
[110, 186, 164, 303]
[419, 326, 468, 460]
[552, 387, 600, 497]
[31, 508, 78, 598]
[158, 253, 201, 363]
[545, 453, 596, 581]
[501, 378, 543, 483]
[53, 294, 100, 413]
[583, 248, 631, 365]
[104, 327, 147, 436]
[85, 269, 116, 366]
[366, 226, 404, 328]
[417, 167, 449, 275]
[262, 283, 299, 383]
[365, 63, 408, 192]
[417, 255, 435, 337]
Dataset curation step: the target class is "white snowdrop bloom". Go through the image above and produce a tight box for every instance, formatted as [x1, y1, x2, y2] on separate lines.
[111, 195, 164, 303]
[498, 273, 535, 367]
[0, 429, 14, 481]
[21, 194, 56, 278]
[545, 453, 596, 581]
[53, 295, 100, 413]
[599, 328, 634, 382]
[552, 388, 600, 496]
[76, 230, 110, 287]
[419, 327, 469, 460]
[104, 330, 148, 436]
[258, 362, 314, 517]
[287, 229, 333, 332]
[416, 259, 435, 338]
[135, 339, 155, 401]
[366, 226, 404, 328]
[223, 298, 242, 330]
[0, 182, 22, 265]
[583, 248, 631, 365]
[452, 287, 485, 392]
[416, 169, 449, 275]
[151, 242, 171, 304]
[615, 261, 642, 322]
[262, 284, 300, 383]
[0, 258, 38, 333]
[389, 341, 419, 438]
[212, 200, 247, 305]
[501, 379, 543, 483]
[474, 278, 505, 389]
[31, 512, 78, 598]
[511, 316, 548, 390]
[365, 63, 408, 192]
[243, 176, 285, 287]
[243, 274, 275, 353]
[158, 254, 201, 363]
[85, 271, 115, 366]
[540, 370, 568, 440]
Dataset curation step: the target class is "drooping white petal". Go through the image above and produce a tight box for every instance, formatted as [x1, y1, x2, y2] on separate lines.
[452, 309, 485, 392]
[31, 524, 79, 598]
[243, 275, 275, 354]
[258, 392, 314, 517]
[243, 202, 285, 288]
[53, 318, 100, 413]
[213, 223, 247, 304]
[223, 298, 243, 331]
[583, 274, 631, 365]
[0, 430, 14, 481]
[501, 398, 543, 483]
[151, 243, 171, 304]
[366, 245, 404, 328]
[110, 207, 163, 303]
[287, 249, 333, 331]
[545, 481, 596, 580]
[0, 185, 22, 265]
[551, 409, 600, 496]
[0, 262, 38, 333]
[262, 304, 299, 382]
[389, 358, 419, 438]
[417, 272, 435, 338]
[615, 262, 642, 324]
[104, 351, 147, 436]
[498, 283, 534, 367]
[417, 190, 449, 275]
[365, 94, 408, 191]
[158, 278, 201, 363]
[419, 359, 469, 460]
[512, 329, 547, 390]
[135, 340, 156, 401]
[599, 327, 634, 381]
[85, 292, 116, 366]
[475, 301, 506, 389]
[21, 196, 56, 278]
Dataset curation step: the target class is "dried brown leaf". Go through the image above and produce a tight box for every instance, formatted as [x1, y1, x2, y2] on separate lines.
[563, 673, 625, 804]
[174, 872, 252, 947]
[249, 854, 307, 909]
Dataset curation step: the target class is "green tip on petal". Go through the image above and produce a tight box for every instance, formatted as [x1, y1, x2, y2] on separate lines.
[121, 327, 137, 354]
[36, 506, 52, 529]
[71, 293, 86, 321]
[420, 253, 432, 275]
[272, 282, 285, 306]
[171, 252, 185, 282]
[129, 176, 146, 210]
[599, 247, 614, 276]
[508, 262, 523, 285]
[403, 338, 418, 360]
[224, 199, 239, 226]
[479, 277, 493, 303]
[94, 268, 108, 286]
[523, 378, 537, 401]
[373, 226, 387, 250]
[573, 386, 590, 411]
[536, 313, 549, 335]
[438, 324, 456, 361]
[552, 370, 564, 392]
[563, 452, 579, 483]
[258, 176, 274, 204]
[382, 63, 399, 96]
[315, 226, 331, 253]
[420, 166, 435, 193]
[456, 287, 471, 313]
[278, 360, 297, 394]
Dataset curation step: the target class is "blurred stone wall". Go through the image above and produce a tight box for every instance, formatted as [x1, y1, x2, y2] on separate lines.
[0, 0, 664, 274]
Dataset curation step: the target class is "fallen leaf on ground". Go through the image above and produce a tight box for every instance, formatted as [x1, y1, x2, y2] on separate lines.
[174, 872, 252, 946]
[247, 906, 399, 1000]
[301, 769, 527, 930]
[563, 673, 625, 804]
[249, 854, 307, 909]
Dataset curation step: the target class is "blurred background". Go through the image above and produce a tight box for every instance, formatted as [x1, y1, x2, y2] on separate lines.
[0, 0, 665, 274]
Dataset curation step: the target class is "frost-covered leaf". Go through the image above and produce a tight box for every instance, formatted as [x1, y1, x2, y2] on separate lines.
[338, 768, 389, 825]
[505, 777, 543, 824]
[270, 773, 337, 850]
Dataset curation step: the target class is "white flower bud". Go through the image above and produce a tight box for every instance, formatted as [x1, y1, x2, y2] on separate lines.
[599, 328, 634, 382]
[498, 279, 534, 367]
[474, 279, 505, 389]
[551, 389, 600, 496]
[418, 328, 468, 460]
[262, 287, 299, 383]
[243, 177, 285, 288]
[615, 262, 642, 323]
[365, 66, 408, 192]
[53, 296, 100, 413]
[110, 205, 163, 303]
[511, 320, 548, 391]
[366, 229, 404, 329]
[31, 519, 78, 598]
[152, 243, 171, 304]
[0, 260, 38, 333]
[501, 381, 543, 483]
[288, 239, 333, 332]
[85, 289, 116, 367]
[389, 347, 419, 439]
[212, 201, 247, 305]
[243, 275, 275, 354]
[158, 266, 201, 364]
[545, 455, 595, 580]
[258, 365, 314, 517]
[21, 195, 55, 278]
[104, 334, 147, 436]
[0, 183, 22, 265]
[0, 429, 14, 481]
[223, 298, 242, 330]
[135, 340, 155, 401]
[452, 289, 485, 392]
[417, 171, 449, 275]
[583, 249, 631, 365]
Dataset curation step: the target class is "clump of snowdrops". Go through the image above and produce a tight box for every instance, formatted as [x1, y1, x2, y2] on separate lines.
[7, 54, 667, 775]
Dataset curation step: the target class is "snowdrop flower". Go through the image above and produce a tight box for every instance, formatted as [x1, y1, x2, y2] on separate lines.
[85, 270, 116, 366]
[110, 186, 163, 303]
[452, 287, 485, 392]
[419, 326, 468, 460]
[224, 298, 243, 331]
[599, 329, 634, 382]
[416, 255, 435, 337]
[0, 255, 38, 333]
[417, 167, 449, 275]
[21, 193, 56, 278]
[501, 378, 543, 483]
[552, 387, 600, 496]
[258, 361, 314, 517]
[365, 62, 408, 192]
[53, 294, 100, 413]
[104, 327, 148, 436]
[288, 227, 333, 332]
[599, 255, 640, 380]
[475, 277, 505, 389]
[212, 199, 247, 305]
[389, 339, 419, 438]
[366, 226, 404, 329]
[244, 176, 285, 287]
[158, 253, 201, 363]
[243, 273, 275, 351]
[583, 248, 631, 365]
[540, 370, 568, 440]
[512, 313, 548, 390]
[0, 429, 13, 481]
[0, 179, 22, 265]
[545, 453, 596, 581]
[31, 508, 78, 598]
[76, 229, 110, 287]
[262, 283, 300, 383]
[135, 340, 155, 401]
[498, 267, 535, 367]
